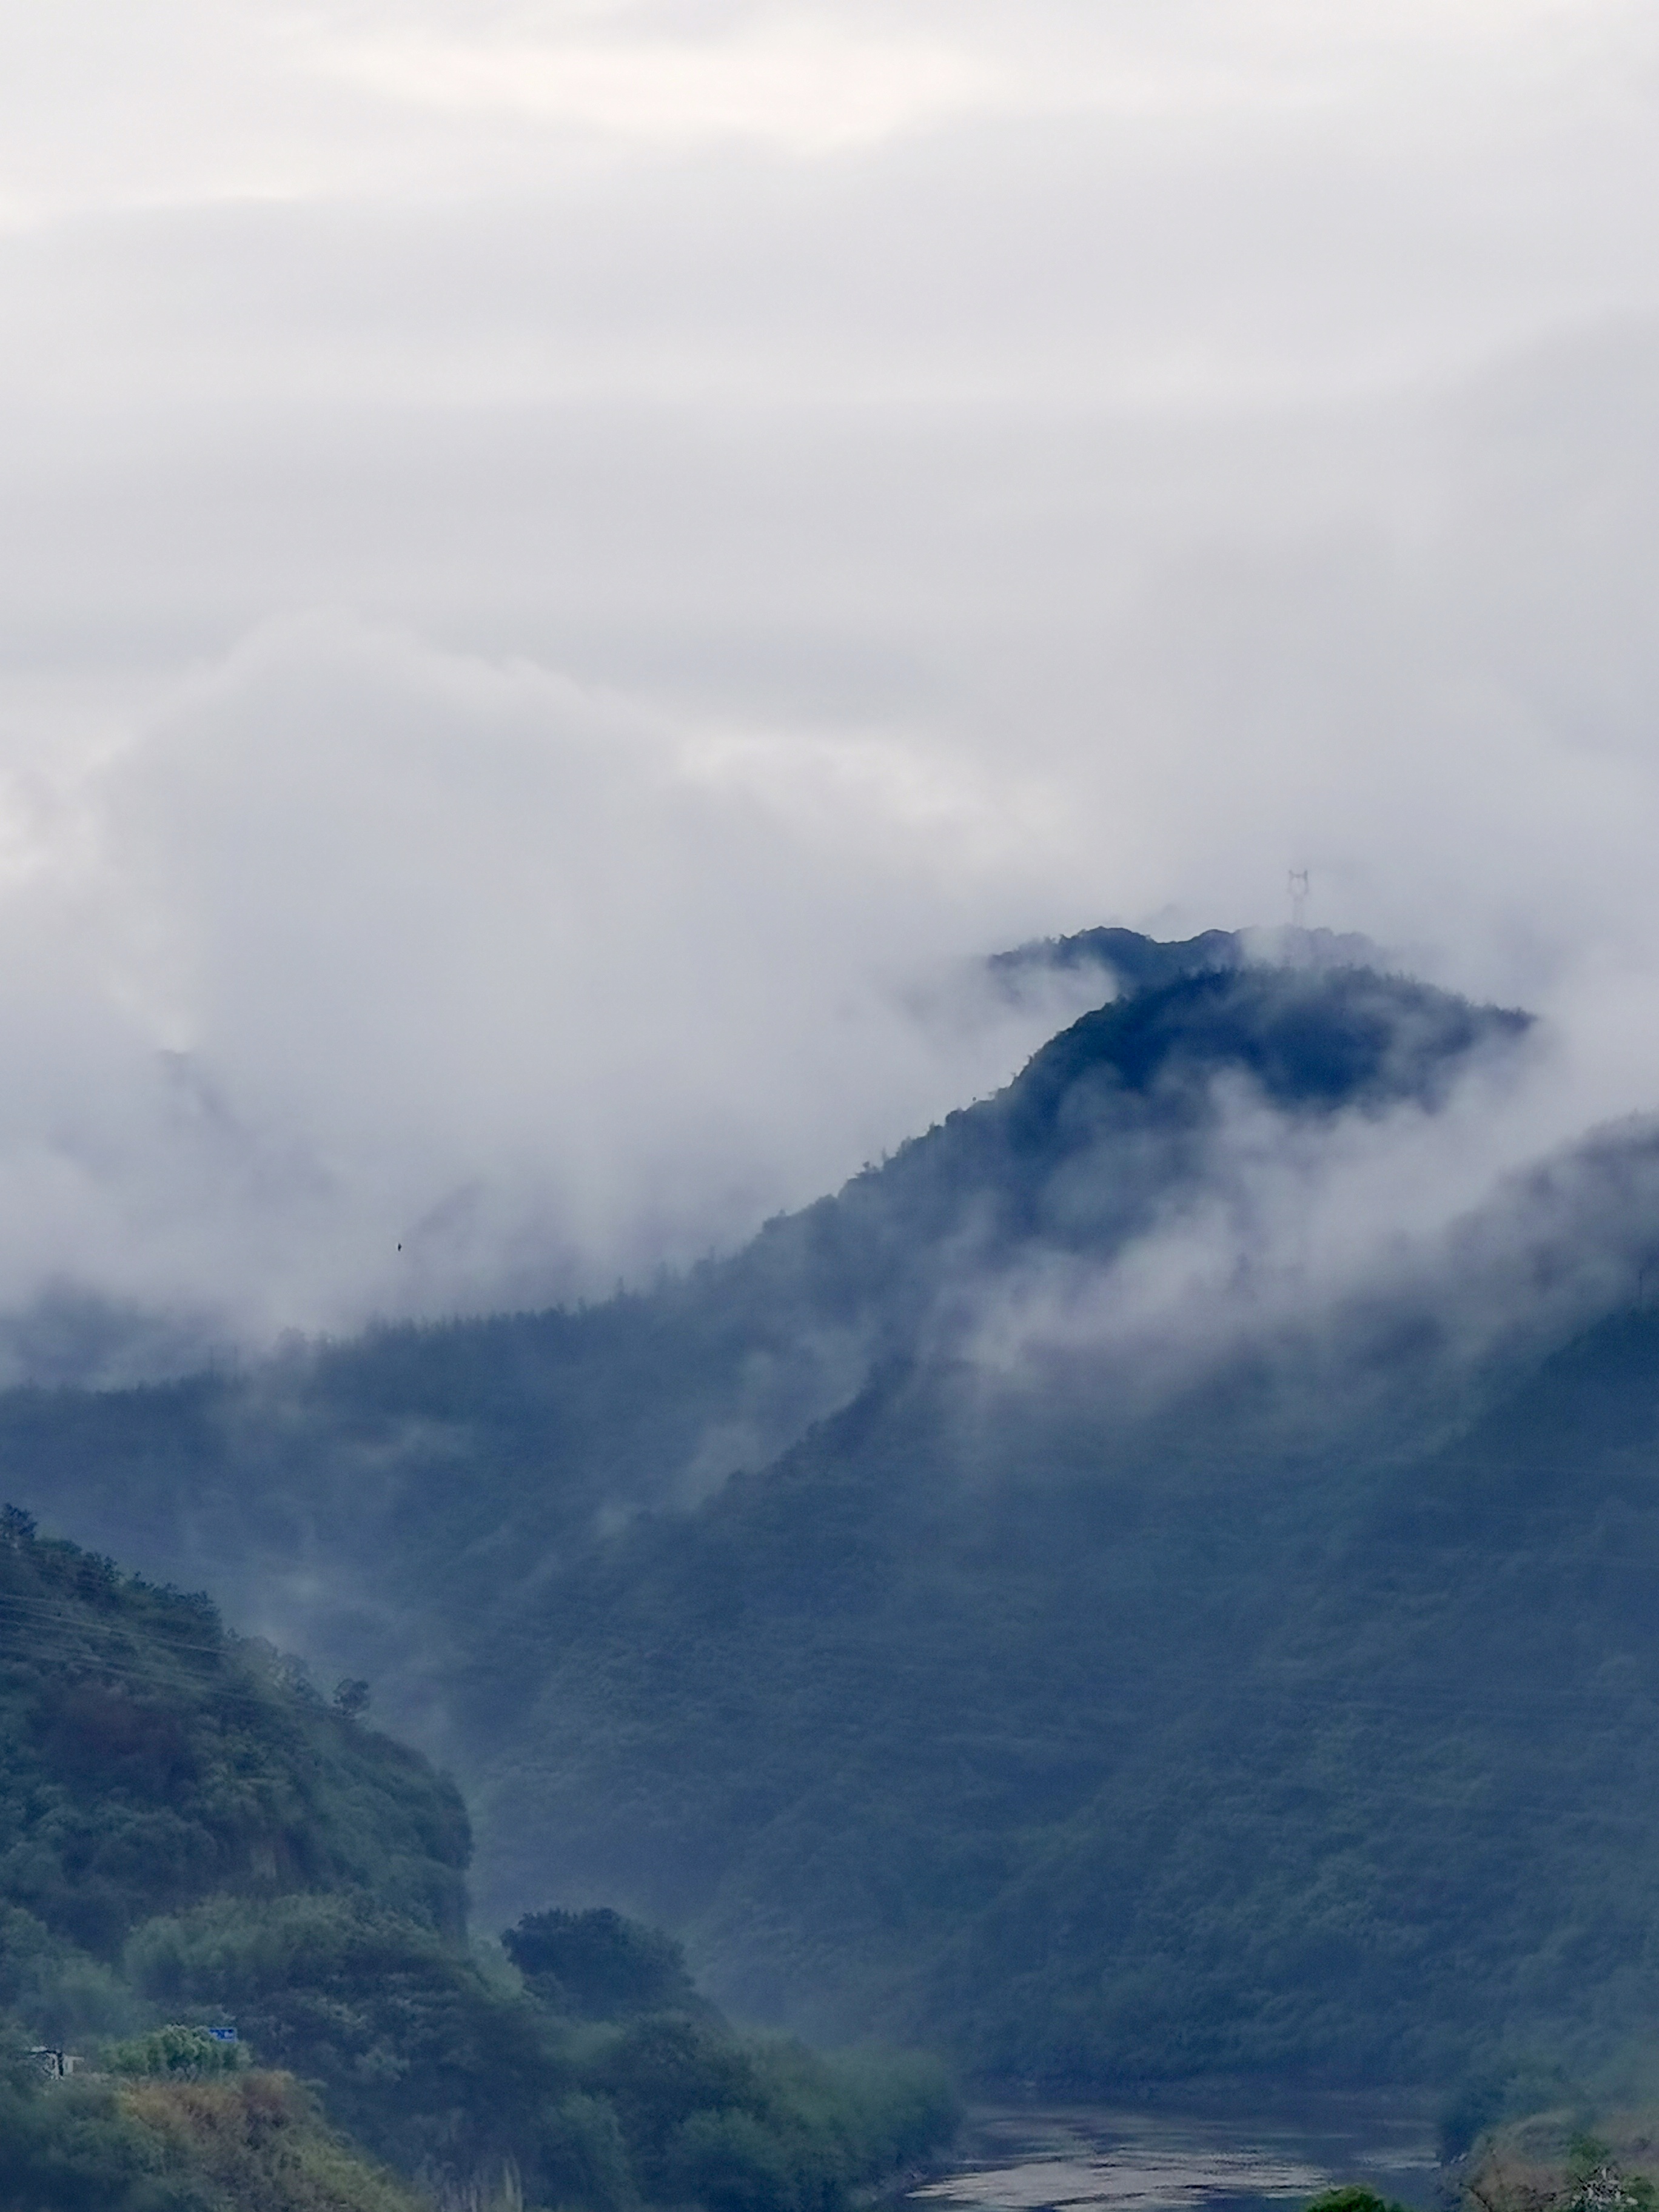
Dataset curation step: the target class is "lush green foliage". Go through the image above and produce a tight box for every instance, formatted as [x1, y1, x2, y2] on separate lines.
[108, 2025, 246, 2080]
[118, 2071, 421, 2212]
[0, 1521, 956, 2207]
[575, 2016, 953, 2212]
[127, 1891, 569, 2182]
[0, 2042, 195, 2212]
[1302, 2191, 1413, 2212]
[12, 942, 1638, 2093]
[504, 1906, 702, 2020]
[0, 2046, 425, 2212]
[0, 1512, 468, 2048]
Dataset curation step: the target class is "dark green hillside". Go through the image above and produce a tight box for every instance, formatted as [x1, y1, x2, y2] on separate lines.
[458, 1296, 1659, 2088]
[0, 1507, 467, 2043]
[9, 936, 1647, 2094]
[0, 2056, 426, 2212]
[0, 1521, 955, 2208]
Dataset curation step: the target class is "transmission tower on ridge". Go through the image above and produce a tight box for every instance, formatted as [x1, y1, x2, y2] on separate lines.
[1287, 870, 1310, 930]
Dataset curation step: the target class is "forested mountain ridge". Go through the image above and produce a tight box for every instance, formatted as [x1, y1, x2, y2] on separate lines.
[0, 948, 1527, 1695]
[12, 934, 1659, 2092]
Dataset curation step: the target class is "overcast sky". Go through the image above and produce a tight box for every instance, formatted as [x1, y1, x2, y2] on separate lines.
[3, 1, 1659, 1359]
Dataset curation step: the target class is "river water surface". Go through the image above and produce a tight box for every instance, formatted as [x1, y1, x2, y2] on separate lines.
[910, 2097, 1440, 2212]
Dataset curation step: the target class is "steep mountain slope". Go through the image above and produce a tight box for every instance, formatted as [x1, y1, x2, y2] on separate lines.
[11, 937, 1659, 2088]
[0, 1520, 953, 2210]
[0, 1505, 468, 2040]
[499, 1306, 1659, 2085]
[0, 948, 1525, 1718]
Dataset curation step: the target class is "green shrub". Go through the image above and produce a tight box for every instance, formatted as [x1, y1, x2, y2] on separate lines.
[107, 2025, 245, 2080]
[1302, 2190, 1412, 2212]
[503, 1908, 699, 2020]
[119, 2071, 422, 2212]
[534, 2092, 637, 2212]
[126, 1892, 565, 2184]
[0, 2039, 204, 2212]
[671, 2106, 800, 2212]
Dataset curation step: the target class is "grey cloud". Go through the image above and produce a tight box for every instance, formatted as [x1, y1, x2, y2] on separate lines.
[0, 612, 1090, 1348]
[0, 8, 1657, 1358]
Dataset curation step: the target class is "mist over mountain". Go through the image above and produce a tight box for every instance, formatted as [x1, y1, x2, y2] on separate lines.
[12, 12, 1659, 2188]
[9, 933, 1659, 2093]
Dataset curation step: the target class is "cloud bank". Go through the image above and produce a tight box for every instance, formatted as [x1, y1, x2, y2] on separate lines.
[3, 4, 1659, 1362]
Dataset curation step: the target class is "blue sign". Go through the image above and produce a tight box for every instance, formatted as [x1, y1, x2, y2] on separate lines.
[206, 2027, 238, 2042]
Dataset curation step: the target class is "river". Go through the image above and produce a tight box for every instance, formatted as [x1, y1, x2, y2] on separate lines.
[908, 2094, 1441, 2212]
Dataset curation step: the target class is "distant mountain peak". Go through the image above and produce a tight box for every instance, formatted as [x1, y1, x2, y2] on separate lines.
[987, 920, 1390, 1004]
[1002, 958, 1531, 1132]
